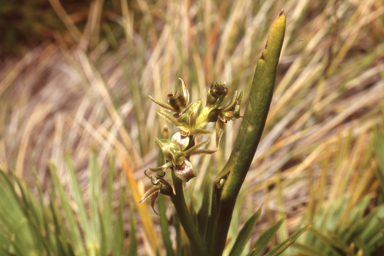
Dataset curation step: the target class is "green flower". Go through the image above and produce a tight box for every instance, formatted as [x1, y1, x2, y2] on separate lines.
[214, 90, 243, 147]
[148, 78, 189, 114]
[138, 171, 174, 216]
[149, 132, 216, 182]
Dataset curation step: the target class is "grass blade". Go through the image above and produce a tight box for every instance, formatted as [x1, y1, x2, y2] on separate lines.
[249, 216, 286, 256]
[127, 205, 138, 256]
[158, 194, 175, 256]
[120, 155, 158, 252]
[264, 225, 310, 256]
[48, 162, 85, 255]
[229, 205, 262, 256]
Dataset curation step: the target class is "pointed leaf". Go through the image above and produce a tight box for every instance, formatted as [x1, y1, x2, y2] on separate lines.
[249, 216, 286, 256]
[65, 154, 95, 252]
[292, 242, 328, 256]
[229, 206, 262, 256]
[121, 156, 158, 251]
[264, 225, 310, 256]
[113, 188, 126, 256]
[307, 226, 344, 256]
[127, 206, 138, 256]
[212, 11, 286, 255]
[158, 194, 175, 256]
[48, 162, 84, 254]
[198, 173, 212, 239]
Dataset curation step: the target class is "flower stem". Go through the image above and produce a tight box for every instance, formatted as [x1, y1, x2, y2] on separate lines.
[170, 171, 209, 256]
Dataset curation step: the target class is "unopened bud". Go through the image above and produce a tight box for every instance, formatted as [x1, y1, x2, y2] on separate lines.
[162, 125, 169, 139]
[207, 81, 228, 106]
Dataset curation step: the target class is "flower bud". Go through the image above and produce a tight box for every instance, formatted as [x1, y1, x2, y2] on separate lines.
[166, 78, 190, 112]
[162, 125, 169, 139]
[207, 81, 228, 106]
[168, 90, 187, 112]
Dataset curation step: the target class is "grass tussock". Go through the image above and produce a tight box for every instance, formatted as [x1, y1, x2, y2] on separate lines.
[0, 0, 384, 255]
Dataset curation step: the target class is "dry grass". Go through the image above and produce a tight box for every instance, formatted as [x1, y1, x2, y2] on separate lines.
[1, 0, 384, 254]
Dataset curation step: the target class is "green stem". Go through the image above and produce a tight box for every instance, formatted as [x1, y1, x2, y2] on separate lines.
[157, 141, 176, 256]
[211, 11, 286, 256]
[170, 171, 209, 256]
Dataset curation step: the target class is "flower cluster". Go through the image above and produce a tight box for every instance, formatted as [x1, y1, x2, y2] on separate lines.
[139, 79, 243, 212]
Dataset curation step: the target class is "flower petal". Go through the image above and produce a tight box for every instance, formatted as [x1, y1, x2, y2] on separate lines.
[149, 162, 173, 172]
[139, 184, 161, 204]
[187, 149, 216, 156]
[156, 109, 180, 126]
[149, 95, 176, 111]
[182, 139, 211, 156]
[150, 191, 160, 216]
[179, 78, 190, 105]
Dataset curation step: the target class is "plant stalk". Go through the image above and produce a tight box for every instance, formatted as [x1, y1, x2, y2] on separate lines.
[211, 11, 286, 256]
[170, 171, 209, 256]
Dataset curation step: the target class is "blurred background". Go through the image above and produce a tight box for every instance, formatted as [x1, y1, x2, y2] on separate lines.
[1, 0, 384, 255]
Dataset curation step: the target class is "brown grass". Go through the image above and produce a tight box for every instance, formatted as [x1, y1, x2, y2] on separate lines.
[1, 0, 383, 254]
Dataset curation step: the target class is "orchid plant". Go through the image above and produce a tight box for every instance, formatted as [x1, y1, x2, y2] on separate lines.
[139, 79, 242, 209]
[138, 11, 308, 256]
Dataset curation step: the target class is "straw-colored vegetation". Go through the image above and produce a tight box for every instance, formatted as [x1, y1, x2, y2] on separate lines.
[0, 0, 384, 255]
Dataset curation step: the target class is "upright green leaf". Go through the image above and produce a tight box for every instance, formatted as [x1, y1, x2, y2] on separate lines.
[374, 130, 384, 193]
[229, 206, 262, 256]
[291, 242, 328, 256]
[127, 205, 138, 256]
[65, 154, 94, 255]
[113, 187, 127, 256]
[198, 173, 212, 240]
[158, 194, 175, 256]
[308, 227, 344, 256]
[264, 225, 310, 256]
[48, 162, 85, 255]
[89, 149, 101, 255]
[211, 11, 286, 255]
[248, 216, 286, 256]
